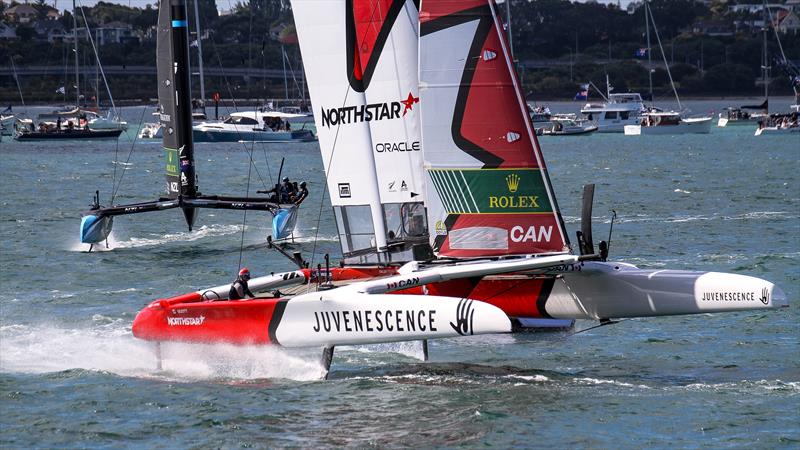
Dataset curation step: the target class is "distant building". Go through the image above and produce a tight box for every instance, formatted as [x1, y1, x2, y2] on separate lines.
[95, 21, 139, 45]
[0, 22, 17, 40]
[691, 20, 735, 36]
[33, 19, 67, 42]
[775, 9, 800, 33]
[4, 4, 38, 24]
[729, 3, 790, 15]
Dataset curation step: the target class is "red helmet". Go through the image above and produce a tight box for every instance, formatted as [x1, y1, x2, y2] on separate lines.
[239, 267, 250, 279]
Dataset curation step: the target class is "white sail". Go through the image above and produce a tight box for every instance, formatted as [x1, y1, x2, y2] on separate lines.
[292, 0, 388, 254]
[292, 0, 427, 260]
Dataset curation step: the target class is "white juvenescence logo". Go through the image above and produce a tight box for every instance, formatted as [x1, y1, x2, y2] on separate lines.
[167, 315, 206, 326]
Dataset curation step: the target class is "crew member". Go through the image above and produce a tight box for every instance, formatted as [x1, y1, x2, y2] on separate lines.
[277, 177, 296, 203]
[293, 181, 308, 205]
[229, 267, 255, 300]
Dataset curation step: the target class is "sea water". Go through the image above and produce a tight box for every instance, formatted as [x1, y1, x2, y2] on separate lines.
[1, 100, 798, 448]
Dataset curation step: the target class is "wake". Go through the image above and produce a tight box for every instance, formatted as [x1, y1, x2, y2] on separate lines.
[0, 321, 325, 382]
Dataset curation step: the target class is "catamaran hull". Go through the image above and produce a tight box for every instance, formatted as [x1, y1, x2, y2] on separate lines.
[80, 215, 113, 244]
[272, 206, 298, 240]
[132, 292, 512, 347]
[548, 261, 787, 319]
[130, 260, 785, 347]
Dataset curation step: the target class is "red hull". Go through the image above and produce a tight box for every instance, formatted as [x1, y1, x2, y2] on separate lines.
[132, 266, 555, 345]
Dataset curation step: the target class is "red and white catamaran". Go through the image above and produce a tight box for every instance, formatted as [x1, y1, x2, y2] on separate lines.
[131, 0, 787, 376]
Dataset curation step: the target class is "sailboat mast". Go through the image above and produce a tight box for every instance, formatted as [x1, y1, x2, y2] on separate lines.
[192, 0, 206, 106]
[644, 0, 652, 101]
[73, 0, 79, 106]
[505, 0, 514, 58]
[157, 0, 199, 229]
[762, 0, 769, 111]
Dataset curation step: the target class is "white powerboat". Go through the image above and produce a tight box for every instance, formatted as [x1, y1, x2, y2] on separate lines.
[192, 111, 316, 143]
[624, 111, 712, 135]
[580, 93, 645, 133]
[754, 112, 799, 136]
[539, 115, 598, 136]
[717, 105, 768, 127]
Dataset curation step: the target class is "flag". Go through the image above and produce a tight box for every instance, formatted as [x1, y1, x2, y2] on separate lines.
[574, 89, 588, 101]
[190, 39, 199, 48]
[56, 86, 65, 94]
[634, 47, 648, 58]
[2, 105, 11, 113]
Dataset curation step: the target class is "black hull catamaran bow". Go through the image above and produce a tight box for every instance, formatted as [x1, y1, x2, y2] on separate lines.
[79, 0, 298, 247]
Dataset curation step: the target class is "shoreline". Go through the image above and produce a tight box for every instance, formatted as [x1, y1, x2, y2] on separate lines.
[4, 95, 797, 108]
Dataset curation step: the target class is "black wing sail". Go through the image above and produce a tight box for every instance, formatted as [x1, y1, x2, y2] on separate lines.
[79, 0, 292, 246]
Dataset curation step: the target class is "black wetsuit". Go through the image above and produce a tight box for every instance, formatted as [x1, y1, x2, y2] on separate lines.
[294, 187, 309, 205]
[229, 277, 255, 300]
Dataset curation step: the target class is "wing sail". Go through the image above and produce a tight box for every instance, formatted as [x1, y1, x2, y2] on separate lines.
[419, 0, 569, 258]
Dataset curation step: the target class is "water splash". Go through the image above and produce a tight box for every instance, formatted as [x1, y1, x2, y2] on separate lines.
[68, 224, 244, 252]
[0, 322, 325, 382]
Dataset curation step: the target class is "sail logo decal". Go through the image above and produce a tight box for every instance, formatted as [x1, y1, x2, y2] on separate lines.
[510, 225, 553, 243]
[700, 291, 761, 302]
[506, 174, 520, 193]
[401, 92, 419, 116]
[320, 92, 418, 128]
[428, 169, 552, 214]
[434, 220, 448, 236]
[338, 183, 352, 198]
[760, 287, 770, 305]
[167, 315, 205, 326]
[312, 309, 438, 333]
[449, 298, 474, 336]
[385, 277, 420, 290]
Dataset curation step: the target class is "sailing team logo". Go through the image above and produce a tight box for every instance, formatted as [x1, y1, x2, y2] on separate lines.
[760, 287, 770, 305]
[320, 92, 419, 128]
[450, 298, 474, 336]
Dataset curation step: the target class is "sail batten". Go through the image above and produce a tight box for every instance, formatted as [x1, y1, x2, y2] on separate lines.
[419, 0, 569, 257]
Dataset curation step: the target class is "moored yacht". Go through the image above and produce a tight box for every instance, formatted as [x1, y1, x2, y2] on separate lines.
[624, 111, 712, 135]
[717, 102, 768, 127]
[580, 92, 645, 133]
[192, 111, 316, 143]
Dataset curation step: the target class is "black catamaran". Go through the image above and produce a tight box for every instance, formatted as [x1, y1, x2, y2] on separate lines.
[80, 0, 298, 248]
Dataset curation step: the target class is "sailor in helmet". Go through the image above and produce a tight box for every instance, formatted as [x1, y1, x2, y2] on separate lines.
[293, 181, 309, 205]
[277, 176, 296, 203]
[229, 267, 255, 300]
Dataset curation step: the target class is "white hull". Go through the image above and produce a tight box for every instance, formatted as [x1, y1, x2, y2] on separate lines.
[625, 117, 712, 135]
[88, 117, 128, 131]
[547, 261, 787, 319]
[593, 118, 641, 133]
[755, 126, 800, 136]
[717, 117, 762, 127]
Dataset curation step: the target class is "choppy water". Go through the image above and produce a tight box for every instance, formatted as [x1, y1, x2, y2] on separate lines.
[1, 100, 798, 448]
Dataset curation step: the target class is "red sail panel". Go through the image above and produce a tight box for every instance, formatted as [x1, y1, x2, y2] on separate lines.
[348, 0, 408, 91]
[419, 0, 569, 257]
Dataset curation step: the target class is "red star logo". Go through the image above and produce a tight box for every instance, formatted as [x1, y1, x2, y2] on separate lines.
[401, 92, 419, 116]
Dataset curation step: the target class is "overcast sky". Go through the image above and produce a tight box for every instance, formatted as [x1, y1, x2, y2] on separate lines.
[44, 0, 635, 14]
